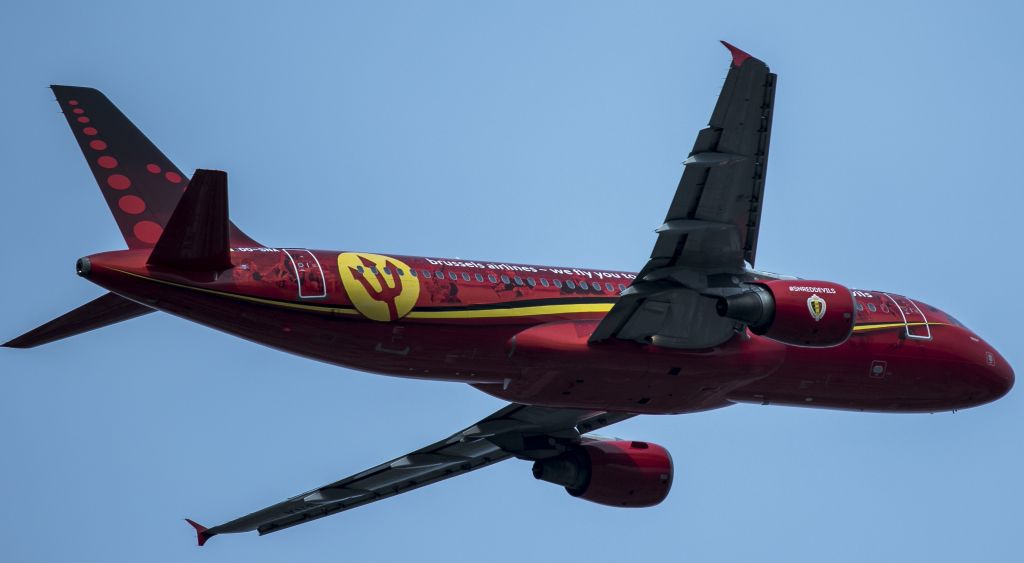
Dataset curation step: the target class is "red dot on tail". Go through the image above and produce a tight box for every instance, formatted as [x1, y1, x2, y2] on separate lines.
[107, 174, 131, 190]
[97, 156, 118, 169]
[73, 108, 85, 115]
[83, 127, 98, 136]
[133, 221, 163, 244]
[118, 195, 146, 215]
[165, 171, 182, 183]
[77, 116, 90, 123]
[68, 100, 79, 106]
[89, 140, 107, 150]
[146, 163, 161, 174]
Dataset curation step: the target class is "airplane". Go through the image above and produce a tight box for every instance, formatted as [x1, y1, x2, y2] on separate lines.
[4, 41, 1014, 546]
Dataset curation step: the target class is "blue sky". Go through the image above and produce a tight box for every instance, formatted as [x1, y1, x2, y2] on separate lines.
[2, 1, 1021, 561]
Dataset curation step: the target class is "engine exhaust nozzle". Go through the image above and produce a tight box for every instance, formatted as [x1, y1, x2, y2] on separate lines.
[716, 286, 774, 330]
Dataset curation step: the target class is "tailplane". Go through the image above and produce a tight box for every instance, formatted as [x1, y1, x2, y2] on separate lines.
[50, 86, 260, 249]
[3, 293, 153, 349]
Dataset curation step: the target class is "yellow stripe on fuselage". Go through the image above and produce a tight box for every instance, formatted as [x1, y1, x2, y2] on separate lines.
[852, 322, 947, 332]
[111, 269, 611, 320]
[109, 270, 949, 329]
[112, 269, 361, 315]
[406, 303, 614, 319]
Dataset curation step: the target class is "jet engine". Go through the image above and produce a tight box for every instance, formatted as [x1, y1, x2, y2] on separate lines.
[532, 440, 673, 507]
[716, 279, 856, 347]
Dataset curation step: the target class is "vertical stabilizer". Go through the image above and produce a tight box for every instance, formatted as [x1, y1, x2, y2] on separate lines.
[50, 86, 260, 249]
[148, 170, 233, 271]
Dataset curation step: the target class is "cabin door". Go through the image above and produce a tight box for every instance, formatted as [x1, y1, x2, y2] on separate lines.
[882, 293, 931, 340]
[282, 249, 327, 299]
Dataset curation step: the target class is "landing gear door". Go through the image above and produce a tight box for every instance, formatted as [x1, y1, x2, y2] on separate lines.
[283, 249, 327, 299]
[883, 293, 931, 340]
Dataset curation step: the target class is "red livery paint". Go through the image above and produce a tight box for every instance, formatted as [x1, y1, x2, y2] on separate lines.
[534, 440, 673, 508]
[721, 40, 753, 67]
[6, 43, 1013, 544]
[184, 519, 211, 547]
[573, 440, 673, 508]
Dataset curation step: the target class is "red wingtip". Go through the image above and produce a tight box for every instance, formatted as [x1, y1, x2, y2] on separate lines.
[720, 40, 753, 67]
[185, 518, 212, 547]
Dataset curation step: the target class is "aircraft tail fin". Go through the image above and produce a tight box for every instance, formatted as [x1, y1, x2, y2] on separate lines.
[3, 292, 153, 349]
[147, 169, 232, 271]
[49, 86, 260, 249]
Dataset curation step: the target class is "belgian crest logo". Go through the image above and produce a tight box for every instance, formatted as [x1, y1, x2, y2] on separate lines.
[807, 294, 826, 321]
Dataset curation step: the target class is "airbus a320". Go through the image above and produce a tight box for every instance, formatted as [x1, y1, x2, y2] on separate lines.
[5, 42, 1013, 545]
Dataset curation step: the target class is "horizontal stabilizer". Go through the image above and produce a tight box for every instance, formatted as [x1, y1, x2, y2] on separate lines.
[147, 169, 232, 271]
[3, 292, 153, 349]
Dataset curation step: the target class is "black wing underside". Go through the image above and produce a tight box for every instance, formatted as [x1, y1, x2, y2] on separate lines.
[590, 42, 777, 349]
[190, 404, 631, 544]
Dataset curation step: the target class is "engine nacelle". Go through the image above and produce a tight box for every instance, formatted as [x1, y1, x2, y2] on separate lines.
[716, 279, 855, 347]
[532, 440, 673, 508]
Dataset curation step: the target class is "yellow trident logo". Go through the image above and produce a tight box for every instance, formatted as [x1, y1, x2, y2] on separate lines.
[337, 253, 420, 322]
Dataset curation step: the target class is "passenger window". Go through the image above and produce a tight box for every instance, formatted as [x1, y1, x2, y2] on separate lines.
[617, 284, 626, 291]
[580, 281, 589, 290]
[527, 277, 536, 287]
[553, 279, 563, 288]
[501, 274, 511, 284]
[605, 282, 614, 291]
[396, 268, 404, 276]
[540, 278, 550, 287]
[382, 267, 391, 275]
[435, 270, 444, 279]
[462, 272, 471, 281]
[421, 270, 431, 279]
[867, 303, 877, 312]
[488, 274, 498, 283]
[356, 265, 365, 273]
[448, 271, 458, 281]
[514, 276, 524, 286]
[370, 266, 379, 275]
[566, 280, 576, 289]
[475, 273, 484, 282]
[856, 303, 864, 312]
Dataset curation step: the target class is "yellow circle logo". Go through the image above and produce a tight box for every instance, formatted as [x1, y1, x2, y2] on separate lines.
[337, 253, 420, 322]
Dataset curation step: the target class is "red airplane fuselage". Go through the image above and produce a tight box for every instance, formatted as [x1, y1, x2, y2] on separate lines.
[78, 247, 1013, 415]
[19, 46, 1015, 544]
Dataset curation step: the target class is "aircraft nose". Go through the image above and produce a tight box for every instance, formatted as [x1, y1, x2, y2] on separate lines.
[987, 349, 1015, 400]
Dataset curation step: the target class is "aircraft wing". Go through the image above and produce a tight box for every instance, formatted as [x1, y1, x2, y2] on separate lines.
[188, 404, 632, 544]
[590, 42, 777, 349]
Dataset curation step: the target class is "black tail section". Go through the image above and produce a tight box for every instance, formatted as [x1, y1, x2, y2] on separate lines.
[148, 170, 232, 271]
[3, 292, 153, 349]
[50, 86, 260, 249]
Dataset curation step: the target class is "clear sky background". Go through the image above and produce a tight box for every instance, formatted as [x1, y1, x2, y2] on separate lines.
[1, 2, 1021, 561]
